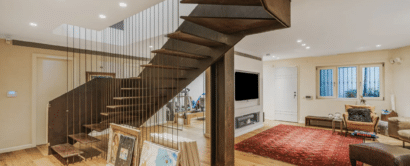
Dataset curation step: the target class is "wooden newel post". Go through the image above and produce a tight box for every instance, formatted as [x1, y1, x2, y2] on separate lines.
[210, 48, 235, 166]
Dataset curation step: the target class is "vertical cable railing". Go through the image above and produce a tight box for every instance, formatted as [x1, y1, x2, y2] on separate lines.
[63, 0, 185, 160]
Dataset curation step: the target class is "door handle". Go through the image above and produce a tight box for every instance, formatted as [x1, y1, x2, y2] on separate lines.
[294, 92, 297, 98]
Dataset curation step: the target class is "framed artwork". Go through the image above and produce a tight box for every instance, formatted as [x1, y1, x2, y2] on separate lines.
[86, 72, 115, 82]
[139, 141, 180, 166]
[115, 135, 136, 166]
[107, 123, 142, 166]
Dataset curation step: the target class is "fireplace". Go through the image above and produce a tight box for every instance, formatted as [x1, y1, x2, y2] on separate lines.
[235, 112, 260, 129]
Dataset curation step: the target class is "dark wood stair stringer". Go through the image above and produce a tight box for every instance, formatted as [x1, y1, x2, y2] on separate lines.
[181, 0, 263, 6]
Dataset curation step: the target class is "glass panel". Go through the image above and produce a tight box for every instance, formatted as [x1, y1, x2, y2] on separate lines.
[338, 67, 357, 98]
[319, 69, 333, 97]
[362, 66, 380, 97]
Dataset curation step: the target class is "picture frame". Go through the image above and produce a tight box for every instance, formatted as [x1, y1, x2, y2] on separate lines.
[139, 141, 180, 166]
[86, 72, 116, 82]
[107, 123, 142, 166]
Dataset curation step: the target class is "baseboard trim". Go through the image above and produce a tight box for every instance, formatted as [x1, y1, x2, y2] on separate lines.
[0, 144, 35, 153]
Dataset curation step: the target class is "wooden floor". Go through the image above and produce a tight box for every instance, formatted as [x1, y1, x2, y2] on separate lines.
[0, 119, 406, 166]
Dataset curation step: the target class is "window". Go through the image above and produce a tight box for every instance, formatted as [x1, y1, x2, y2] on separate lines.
[338, 66, 357, 98]
[318, 68, 335, 98]
[317, 64, 383, 100]
[361, 65, 381, 98]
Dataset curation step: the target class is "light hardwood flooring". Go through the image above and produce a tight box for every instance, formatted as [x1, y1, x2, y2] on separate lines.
[0, 119, 406, 166]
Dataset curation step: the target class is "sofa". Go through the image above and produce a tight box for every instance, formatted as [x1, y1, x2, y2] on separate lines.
[388, 117, 410, 147]
[343, 105, 379, 133]
[350, 143, 410, 166]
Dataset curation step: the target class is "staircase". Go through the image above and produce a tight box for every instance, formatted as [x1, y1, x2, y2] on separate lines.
[48, 0, 291, 163]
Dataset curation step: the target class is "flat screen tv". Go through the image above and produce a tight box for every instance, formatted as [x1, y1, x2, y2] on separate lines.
[235, 71, 259, 101]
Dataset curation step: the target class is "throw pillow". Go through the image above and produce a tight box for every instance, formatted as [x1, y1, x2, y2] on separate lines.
[348, 108, 372, 122]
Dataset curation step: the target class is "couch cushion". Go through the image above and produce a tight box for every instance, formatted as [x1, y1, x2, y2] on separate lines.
[398, 130, 410, 140]
[350, 143, 410, 166]
[388, 117, 410, 129]
[348, 108, 372, 122]
[388, 117, 410, 123]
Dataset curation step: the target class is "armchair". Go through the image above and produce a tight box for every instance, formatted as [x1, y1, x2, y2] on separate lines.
[343, 105, 379, 133]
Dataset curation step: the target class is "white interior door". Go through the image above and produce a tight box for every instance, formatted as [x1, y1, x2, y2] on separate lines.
[274, 67, 298, 122]
[36, 58, 72, 145]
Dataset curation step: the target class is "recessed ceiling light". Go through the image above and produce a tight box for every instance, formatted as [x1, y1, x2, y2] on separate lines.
[306, 46, 311, 49]
[30, 23, 37, 27]
[376, 45, 381, 47]
[119, 2, 127, 7]
[149, 46, 153, 48]
[302, 43, 306, 46]
[99, 14, 106, 19]
[297, 40, 302, 43]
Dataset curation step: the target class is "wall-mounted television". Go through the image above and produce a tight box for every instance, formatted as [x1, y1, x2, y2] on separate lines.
[235, 71, 259, 101]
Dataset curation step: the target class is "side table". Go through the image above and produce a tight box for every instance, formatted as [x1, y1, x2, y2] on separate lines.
[332, 119, 344, 135]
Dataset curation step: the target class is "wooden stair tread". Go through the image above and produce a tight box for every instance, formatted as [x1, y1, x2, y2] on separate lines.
[107, 103, 153, 109]
[101, 111, 143, 116]
[130, 77, 187, 80]
[181, 0, 262, 6]
[113, 96, 166, 100]
[141, 64, 198, 70]
[167, 31, 225, 47]
[152, 48, 211, 59]
[121, 88, 147, 90]
[83, 123, 108, 132]
[120, 87, 177, 91]
[68, 133, 100, 144]
[181, 16, 283, 34]
[51, 143, 84, 158]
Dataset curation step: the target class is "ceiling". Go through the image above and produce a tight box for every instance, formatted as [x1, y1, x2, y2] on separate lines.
[235, 0, 410, 61]
[1, 0, 410, 61]
[0, 0, 164, 46]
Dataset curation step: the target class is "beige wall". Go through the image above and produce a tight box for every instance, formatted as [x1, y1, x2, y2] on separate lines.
[391, 46, 410, 117]
[263, 46, 410, 123]
[0, 39, 145, 152]
[0, 39, 67, 151]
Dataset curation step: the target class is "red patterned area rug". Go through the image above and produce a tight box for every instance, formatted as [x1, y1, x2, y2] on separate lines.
[235, 124, 363, 166]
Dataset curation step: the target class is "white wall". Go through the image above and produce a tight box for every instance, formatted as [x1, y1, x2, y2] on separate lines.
[186, 72, 205, 102]
[263, 47, 410, 123]
[234, 54, 264, 137]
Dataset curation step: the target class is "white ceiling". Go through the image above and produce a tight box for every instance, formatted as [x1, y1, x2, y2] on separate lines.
[1, 0, 410, 61]
[0, 0, 164, 46]
[235, 0, 410, 61]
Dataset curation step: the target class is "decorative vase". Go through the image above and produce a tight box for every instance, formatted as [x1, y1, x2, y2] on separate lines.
[328, 114, 334, 119]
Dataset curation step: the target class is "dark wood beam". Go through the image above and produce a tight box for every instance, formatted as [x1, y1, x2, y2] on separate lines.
[211, 48, 235, 166]
[12, 40, 150, 61]
[234, 51, 262, 61]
